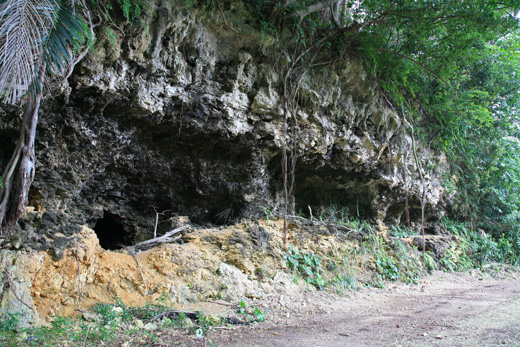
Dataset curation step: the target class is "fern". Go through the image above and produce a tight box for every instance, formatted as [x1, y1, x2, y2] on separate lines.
[105, 0, 144, 22]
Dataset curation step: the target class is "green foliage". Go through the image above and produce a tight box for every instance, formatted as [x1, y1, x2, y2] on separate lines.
[236, 299, 248, 315]
[440, 218, 469, 237]
[315, 203, 373, 233]
[260, 206, 272, 226]
[119, 0, 141, 22]
[0, 314, 92, 347]
[0, 313, 19, 347]
[368, 235, 400, 285]
[363, 233, 426, 287]
[93, 301, 125, 325]
[0, 293, 257, 346]
[43, 2, 89, 76]
[422, 251, 438, 272]
[329, 273, 358, 291]
[105, 0, 146, 22]
[389, 225, 417, 238]
[0, 313, 19, 332]
[376, 255, 399, 282]
[235, 300, 266, 323]
[284, 245, 325, 289]
[440, 240, 474, 272]
[104, 27, 118, 49]
[127, 294, 172, 320]
[439, 218, 520, 270]
[253, 307, 265, 322]
[321, 246, 360, 293]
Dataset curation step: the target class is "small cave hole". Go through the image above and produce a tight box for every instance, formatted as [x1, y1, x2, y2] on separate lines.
[94, 212, 127, 250]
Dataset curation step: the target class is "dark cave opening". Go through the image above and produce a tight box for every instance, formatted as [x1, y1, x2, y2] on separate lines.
[267, 154, 378, 221]
[94, 212, 128, 250]
[295, 188, 375, 221]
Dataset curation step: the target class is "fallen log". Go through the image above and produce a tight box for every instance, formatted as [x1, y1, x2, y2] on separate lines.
[126, 225, 189, 253]
[145, 309, 250, 325]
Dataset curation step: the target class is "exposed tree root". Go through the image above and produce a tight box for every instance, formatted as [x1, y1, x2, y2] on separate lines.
[0, 93, 42, 237]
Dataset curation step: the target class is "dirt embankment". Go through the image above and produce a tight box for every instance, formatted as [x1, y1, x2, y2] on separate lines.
[4, 219, 369, 326]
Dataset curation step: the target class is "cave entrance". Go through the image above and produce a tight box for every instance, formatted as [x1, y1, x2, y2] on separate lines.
[268, 155, 377, 221]
[94, 212, 127, 250]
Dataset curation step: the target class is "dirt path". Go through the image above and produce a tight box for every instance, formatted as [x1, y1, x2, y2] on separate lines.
[212, 270, 520, 347]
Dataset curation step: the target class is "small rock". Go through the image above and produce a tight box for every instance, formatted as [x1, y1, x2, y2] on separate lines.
[134, 319, 144, 329]
[82, 312, 101, 323]
[144, 322, 158, 331]
[61, 297, 74, 306]
[16, 332, 28, 341]
[246, 291, 260, 299]
[112, 307, 124, 315]
[181, 318, 194, 329]
[203, 315, 221, 325]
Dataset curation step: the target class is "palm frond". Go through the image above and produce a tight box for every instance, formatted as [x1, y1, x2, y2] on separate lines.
[0, 0, 55, 104]
[42, 0, 87, 77]
[0, 0, 87, 104]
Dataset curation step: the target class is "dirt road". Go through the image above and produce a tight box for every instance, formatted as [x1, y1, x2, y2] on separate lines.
[212, 270, 520, 347]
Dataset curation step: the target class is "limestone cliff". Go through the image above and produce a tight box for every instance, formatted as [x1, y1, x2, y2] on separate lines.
[1, 2, 446, 250]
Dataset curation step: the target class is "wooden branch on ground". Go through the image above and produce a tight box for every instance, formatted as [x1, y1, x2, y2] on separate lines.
[207, 300, 262, 307]
[146, 309, 199, 322]
[208, 300, 237, 307]
[126, 225, 189, 253]
[146, 309, 250, 325]
[211, 326, 237, 330]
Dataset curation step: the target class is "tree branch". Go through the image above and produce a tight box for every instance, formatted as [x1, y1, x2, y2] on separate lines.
[293, 0, 338, 20]
[125, 225, 189, 253]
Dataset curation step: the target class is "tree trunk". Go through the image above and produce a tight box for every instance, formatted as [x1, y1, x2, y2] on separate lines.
[0, 93, 42, 237]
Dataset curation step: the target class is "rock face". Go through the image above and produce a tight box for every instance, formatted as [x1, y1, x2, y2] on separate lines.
[1, 3, 448, 252]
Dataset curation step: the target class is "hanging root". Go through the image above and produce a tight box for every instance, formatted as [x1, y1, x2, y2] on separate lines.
[3, 270, 34, 311]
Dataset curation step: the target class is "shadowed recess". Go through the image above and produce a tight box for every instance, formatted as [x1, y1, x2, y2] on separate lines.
[94, 212, 127, 250]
